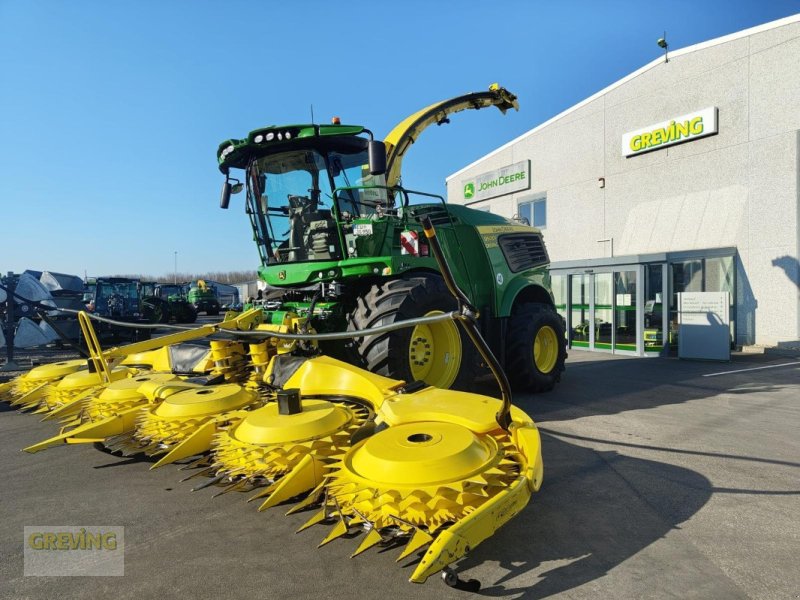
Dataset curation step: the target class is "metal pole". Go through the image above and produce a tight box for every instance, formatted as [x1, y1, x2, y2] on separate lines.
[174, 251, 177, 284]
[1, 273, 20, 371]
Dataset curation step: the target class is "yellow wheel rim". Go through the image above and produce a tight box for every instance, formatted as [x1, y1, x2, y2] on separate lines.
[408, 310, 462, 388]
[534, 325, 559, 374]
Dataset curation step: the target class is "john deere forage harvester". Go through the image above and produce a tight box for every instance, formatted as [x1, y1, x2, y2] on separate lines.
[216, 85, 567, 392]
[2, 86, 552, 589]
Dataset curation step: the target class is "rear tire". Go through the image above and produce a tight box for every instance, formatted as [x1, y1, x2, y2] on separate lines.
[506, 303, 567, 392]
[143, 299, 165, 324]
[347, 274, 476, 390]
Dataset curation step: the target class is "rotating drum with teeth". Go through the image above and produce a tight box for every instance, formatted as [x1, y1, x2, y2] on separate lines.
[205, 395, 372, 506]
[22, 373, 186, 453]
[25, 366, 133, 414]
[324, 422, 519, 533]
[80, 373, 182, 423]
[105, 384, 259, 465]
[49, 372, 182, 428]
[2, 359, 87, 409]
[292, 389, 543, 584]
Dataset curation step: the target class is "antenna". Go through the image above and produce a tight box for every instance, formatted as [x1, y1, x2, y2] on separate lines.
[310, 104, 315, 125]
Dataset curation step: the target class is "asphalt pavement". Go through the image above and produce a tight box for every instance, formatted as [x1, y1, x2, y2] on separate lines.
[1, 347, 798, 599]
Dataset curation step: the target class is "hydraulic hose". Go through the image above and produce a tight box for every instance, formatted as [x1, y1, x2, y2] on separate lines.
[419, 216, 513, 430]
[3, 263, 515, 430]
[47, 307, 463, 341]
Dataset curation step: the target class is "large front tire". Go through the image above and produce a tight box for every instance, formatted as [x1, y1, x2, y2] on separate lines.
[347, 275, 475, 390]
[506, 303, 567, 392]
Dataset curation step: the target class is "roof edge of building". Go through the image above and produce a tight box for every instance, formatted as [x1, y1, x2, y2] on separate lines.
[445, 13, 800, 183]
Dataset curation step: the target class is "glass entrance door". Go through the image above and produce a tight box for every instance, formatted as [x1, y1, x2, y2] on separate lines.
[614, 270, 637, 352]
[594, 273, 613, 350]
[566, 267, 641, 355]
[570, 274, 590, 348]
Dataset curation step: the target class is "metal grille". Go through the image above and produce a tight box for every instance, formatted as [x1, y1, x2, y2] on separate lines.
[499, 233, 549, 272]
[411, 206, 454, 227]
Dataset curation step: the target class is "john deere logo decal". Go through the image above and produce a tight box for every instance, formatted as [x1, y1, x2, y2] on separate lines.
[278, 270, 286, 280]
[464, 182, 475, 199]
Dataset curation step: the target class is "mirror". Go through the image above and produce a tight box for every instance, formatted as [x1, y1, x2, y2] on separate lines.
[368, 140, 386, 176]
[220, 181, 231, 209]
[220, 179, 242, 209]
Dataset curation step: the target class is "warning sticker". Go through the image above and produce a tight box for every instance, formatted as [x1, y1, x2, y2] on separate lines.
[400, 230, 419, 256]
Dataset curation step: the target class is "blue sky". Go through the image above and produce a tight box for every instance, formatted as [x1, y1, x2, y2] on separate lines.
[1, 0, 798, 278]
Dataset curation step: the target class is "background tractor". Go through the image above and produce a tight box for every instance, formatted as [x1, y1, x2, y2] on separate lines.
[187, 279, 220, 316]
[217, 85, 567, 392]
[86, 277, 150, 342]
[141, 282, 198, 324]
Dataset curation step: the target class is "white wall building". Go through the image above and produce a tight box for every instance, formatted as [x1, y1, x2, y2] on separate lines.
[447, 15, 800, 354]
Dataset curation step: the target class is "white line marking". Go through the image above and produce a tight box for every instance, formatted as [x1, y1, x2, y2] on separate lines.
[702, 361, 800, 377]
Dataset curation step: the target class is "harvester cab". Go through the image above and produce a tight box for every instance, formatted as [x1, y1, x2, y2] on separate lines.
[217, 85, 567, 393]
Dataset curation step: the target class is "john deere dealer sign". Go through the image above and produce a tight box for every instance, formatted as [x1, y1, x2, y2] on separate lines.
[462, 160, 530, 203]
[622, 107, 718, 157]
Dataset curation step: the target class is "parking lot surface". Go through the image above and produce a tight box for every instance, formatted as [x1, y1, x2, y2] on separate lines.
[1, 348, 798, 599]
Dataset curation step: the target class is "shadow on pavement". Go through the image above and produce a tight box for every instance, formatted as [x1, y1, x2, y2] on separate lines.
[522, 352, 797, 423]
[458, 432, 713, 598]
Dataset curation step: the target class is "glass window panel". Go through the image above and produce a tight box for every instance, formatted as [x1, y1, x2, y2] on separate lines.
[670, 259, 702, 350]
[705, 256, 734, 294]
[551, 274, 568, 339]
[613, 271, 637, 351]
[644, 264, 664, 353]
[570, 274, 590, 347]
[517, 196, 546, 227]
[594, 273, 613, 348]
[704, 256, 735, 345]
[533, 199, 546, 228]
[516, 202, 531, 225]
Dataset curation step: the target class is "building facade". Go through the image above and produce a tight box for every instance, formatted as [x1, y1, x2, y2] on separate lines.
[446, 15, 800, 355]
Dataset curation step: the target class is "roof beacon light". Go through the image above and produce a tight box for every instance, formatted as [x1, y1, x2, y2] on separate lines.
[331, 116, 341, 125]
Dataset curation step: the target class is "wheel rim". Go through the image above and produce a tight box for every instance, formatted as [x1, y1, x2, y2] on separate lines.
[408, 310, 462, 388]
[534, 325, 559, 374]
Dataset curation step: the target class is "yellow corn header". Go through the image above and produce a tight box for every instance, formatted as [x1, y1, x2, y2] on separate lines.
[1, 217, 544, 590]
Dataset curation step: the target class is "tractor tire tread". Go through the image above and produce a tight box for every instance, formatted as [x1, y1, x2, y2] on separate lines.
[506, 302, 567, 393]
[346, 274, 476, 389]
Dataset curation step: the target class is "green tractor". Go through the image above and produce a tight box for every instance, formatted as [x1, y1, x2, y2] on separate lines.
[216, 85, 567, 392]
[141, 282, 198, 324]
[187, 280, 221, 316]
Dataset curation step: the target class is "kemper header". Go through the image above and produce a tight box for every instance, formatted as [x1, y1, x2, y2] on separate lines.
[622, 107, 718, 157]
